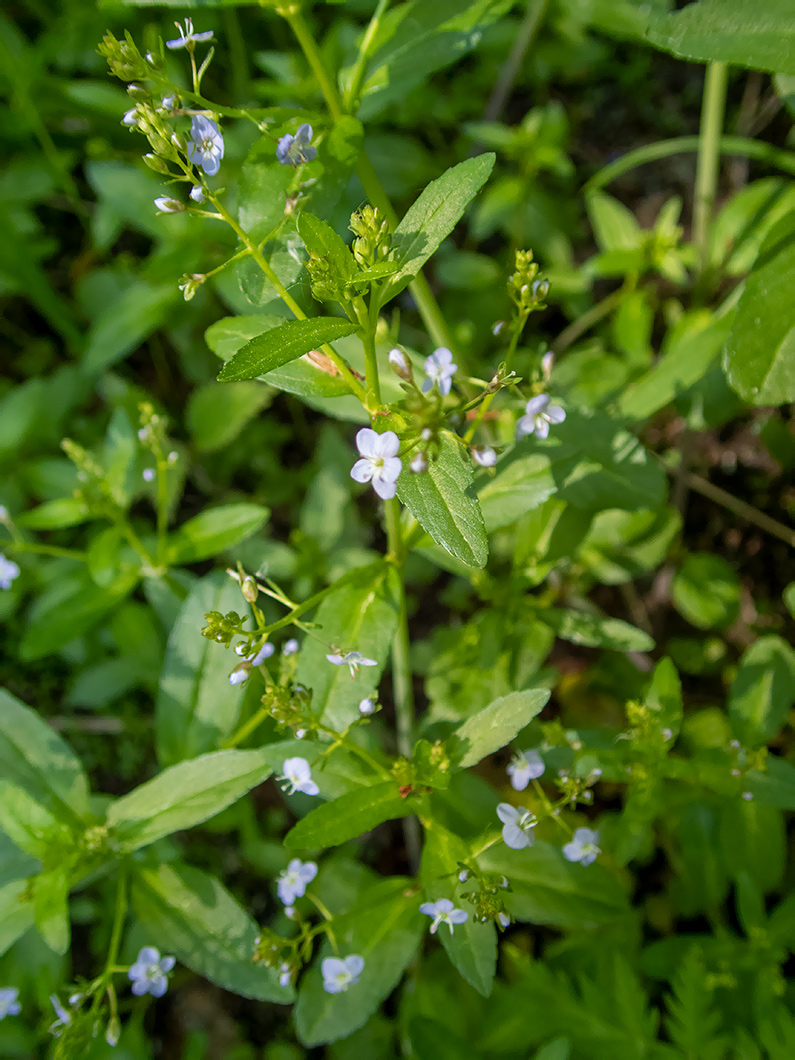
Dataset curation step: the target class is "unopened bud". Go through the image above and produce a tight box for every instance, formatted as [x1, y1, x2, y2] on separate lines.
[388, 348, 413, 382]
[144, 154, 171, 174]
[541, 351, 554, 378]
[410, 452, 428, 474]
[127, 83, 148, 99]
[242, 576, 258, 603]
[154, 196, 184, 213]
[359, 697, 375, 715]
[105, 1017, 121, 1047]
[472, 446, 497, 468]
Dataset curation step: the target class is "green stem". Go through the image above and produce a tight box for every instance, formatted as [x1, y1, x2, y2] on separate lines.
[482, 0, 549, 123]
[680, 470, 795, 550]
[551, 288, 623, 355]
[316, 724, 392, 779]
[104, 868, 128, 978]
[582, 134, 795, 195]
[360, 298, 382, 407]
[155, 457, 169, 567]
[4, 541, 86, 562]
[210, 195, 367, 403]
[694, 62, 728, 273]
[344, 0, 391, 112]
[280, 11, 454, 352]
[463, 313, 525, 443]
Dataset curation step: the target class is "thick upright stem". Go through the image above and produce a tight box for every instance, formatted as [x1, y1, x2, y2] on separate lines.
[694, 62, 728, 273]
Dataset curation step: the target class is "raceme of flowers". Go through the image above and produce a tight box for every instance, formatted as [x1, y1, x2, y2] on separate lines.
[350, 428, 402, 500]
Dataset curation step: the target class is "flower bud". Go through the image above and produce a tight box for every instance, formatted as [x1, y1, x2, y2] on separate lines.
[410, 452, 428, 474]
[388, 348, 413, 382]
[242, 576, 258, 603]
[154, 196, 184, 213]
[541, 350, 554, 378]
[127, 83, 148, 99]
[359, 697, 375, 715]
[144, 154, 172, 174]
[472, 446, 497, 468]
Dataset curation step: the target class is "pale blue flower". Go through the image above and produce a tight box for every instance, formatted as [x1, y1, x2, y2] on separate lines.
[359, 697, 375, 715]
[516, 394, 565, 440]
[507, 749, 545, 791]
[350, 428, 402, 500]
[472, 446, 497, 468]
[229, 641, 275, 685]
[0, 554, 20, 590]
[497, 911, 511, 928]
[322, 955, 364, 994]
[128, 946, 175, 997]
[497, 803, 536, 850]
[279, 757, 319, 796]
[283, 638, 299, 655]
[276, 123, 317, 166]
[189, 185, 205, 203]
[0, 988, 20, 1019]
[187, 115, 224, 176]
[277, 859, 317, 905]
[122, 108, 138, 127]
[421, 347, 457, 396]
[563, 827, 600, 866]
[49, 995, 71, 1036]
[279, 962, 292, 987]
[419, 898, 468, 935]
[166, 18, 214, 50]
[325, 650, 378, 677]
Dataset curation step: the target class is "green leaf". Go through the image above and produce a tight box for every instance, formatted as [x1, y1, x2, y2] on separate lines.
[672, 553, 741, 630]
[0, 688, 90, 824]
[284, 782, 414, 851]
[295, 563, 399, 729]
[617, 310, 731, 421]
[0, 878, 35, 958]
[451, 690, 549, 769]
[586, 191, 642, 252]
[480, 843, 628, 928]
[15, 497, 90, 530]
[166, 503, 269, 564]
[646, 0, 795, 75]
[398, 433, 488, 568]
[218, 317, 359, 383]
[82, 281, 179, 374]
[729, 635, 795, 746]
[538, 608, 654, 652]
[381, 155, 495, 302]
[0, 782, 64, 860]
[20, 567, 140, 662]
[156, 573, 251, 765]
[294, 878, 423, 1045]
[32, 867, 70, 955]
[106, 748, 272, 851]
[187, 382, 271, 453]
[477, 447, 558, 532]
[421, 824, 497, 997]
[298, 212, 357, 283]
[664, 949, 728, 1060]
[723, 212, 795, 404]
[132, 862, 290, 1002]
[646, 657, 683, 740]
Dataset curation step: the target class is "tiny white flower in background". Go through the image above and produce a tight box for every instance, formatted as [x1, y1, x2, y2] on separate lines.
[228, 669, 248, 686]
[283, 638, 299, 655]
[742, 791, 754, 801]
[507, 749, 545, 791]
[284, 905, 297, 919]
[153, 197, 184, 214]
[0, 987, 21, 1019]
[295, 728, 308, 739]
[326, 651, 377, 678]
[279, 962, 292, 987]
[0, 554, 20, 591]
[492, 320, 506, 336]
[419, 898, 469, 935]
[458, 869, 470, 883]
[562, 827, 600, 866]
[128, 946, 175, 997]
[421, 347, 457, 396]
[541, 351, 555, 378]
[189, 185, 205, 203]
[497, 803, 537, 850]
[472, 446, 497, 468]
[0, 505, 8, 520]
[321, 955, 364, 994]
[497, 911, 511, 929]
[359, 697, 375, 715]
[279, 757, 319, 796]
[122, 108, 138, 127]
[142, 468, 156, 481]
[166, 17, 214, 50]
[516, 394, 566, 440]
[410, 452, 428, 474]
[277, 859, 317, 905]
[350, 428, 402, 500]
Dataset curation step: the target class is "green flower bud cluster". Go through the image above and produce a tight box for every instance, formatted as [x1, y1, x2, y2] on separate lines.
[261, 683, 313, 732]
[201, 610, 246, 645]
[61, 438, 120, 518]
[350, 206, 391, 270]
[460, 880, 509, 927]
[98, 31, 150, 82]
[252, 927, 290, 968]
[507, 249, 549, 314]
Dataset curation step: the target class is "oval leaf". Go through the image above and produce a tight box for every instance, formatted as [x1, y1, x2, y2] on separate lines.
[284, 782, 415, 851]
[452, 689, 550, 770]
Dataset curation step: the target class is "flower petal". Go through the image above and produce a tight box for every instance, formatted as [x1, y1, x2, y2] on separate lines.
[419, 903, 437, 917]
[546, 406, 566, 424]
[321, 958, 345, 979]
[503, 822, 531, 849]
[496, 802, 519, 824]
[379, 456, 403, 482]
[534, 417, 550, 440]
[137, 947, 160, 966]
[449, 909, 469, 924]
[158, 956, 175, 973]
[373, 430, 400, 458]
[350, 458, 374, 484]
[525, 394, 549, 415]
[355, 428, 380, 457]
[372, 476, 397, 499]
[344, 955, 365, 976]
[515, 415, 536, 440]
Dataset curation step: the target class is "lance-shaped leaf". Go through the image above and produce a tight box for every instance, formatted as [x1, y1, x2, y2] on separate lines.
[166, 503, 269, 565]
[106, 749, 271, 851]
[284, 783, 418, 851]
[218, 317, 359, 382]
[381, 154, 495, 302]
[33, 868, 70, 955]
[538, 607, 654, 652]
[451, 690, 549, 770]
[398, 433, 488, 568]
[0, 878, 35, 958]
[132, 862, 291, 1002]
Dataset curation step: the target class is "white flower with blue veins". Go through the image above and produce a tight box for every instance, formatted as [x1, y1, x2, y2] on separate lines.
[350, 428, 402, 500]
[421, 347, 457, 396]
[419, 898, 469, 935]
[516, 394, 565, 440]
[0, 554, 20, 590]
[276, 123, 317, 166]
[507, 749, 545, 791]
[187, 115, 224, 176]
[277, 859, 317, 905]
[326, 650, 378, 677]
[128, 946, 176, 998]
[279, 757, 319, 796]
[563, 827, 600, 866]
[166, 18, 214, 50]
[497, 803, 537, 849]
[321, 955, 364, 994]
[0, 987, 20, 1019]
